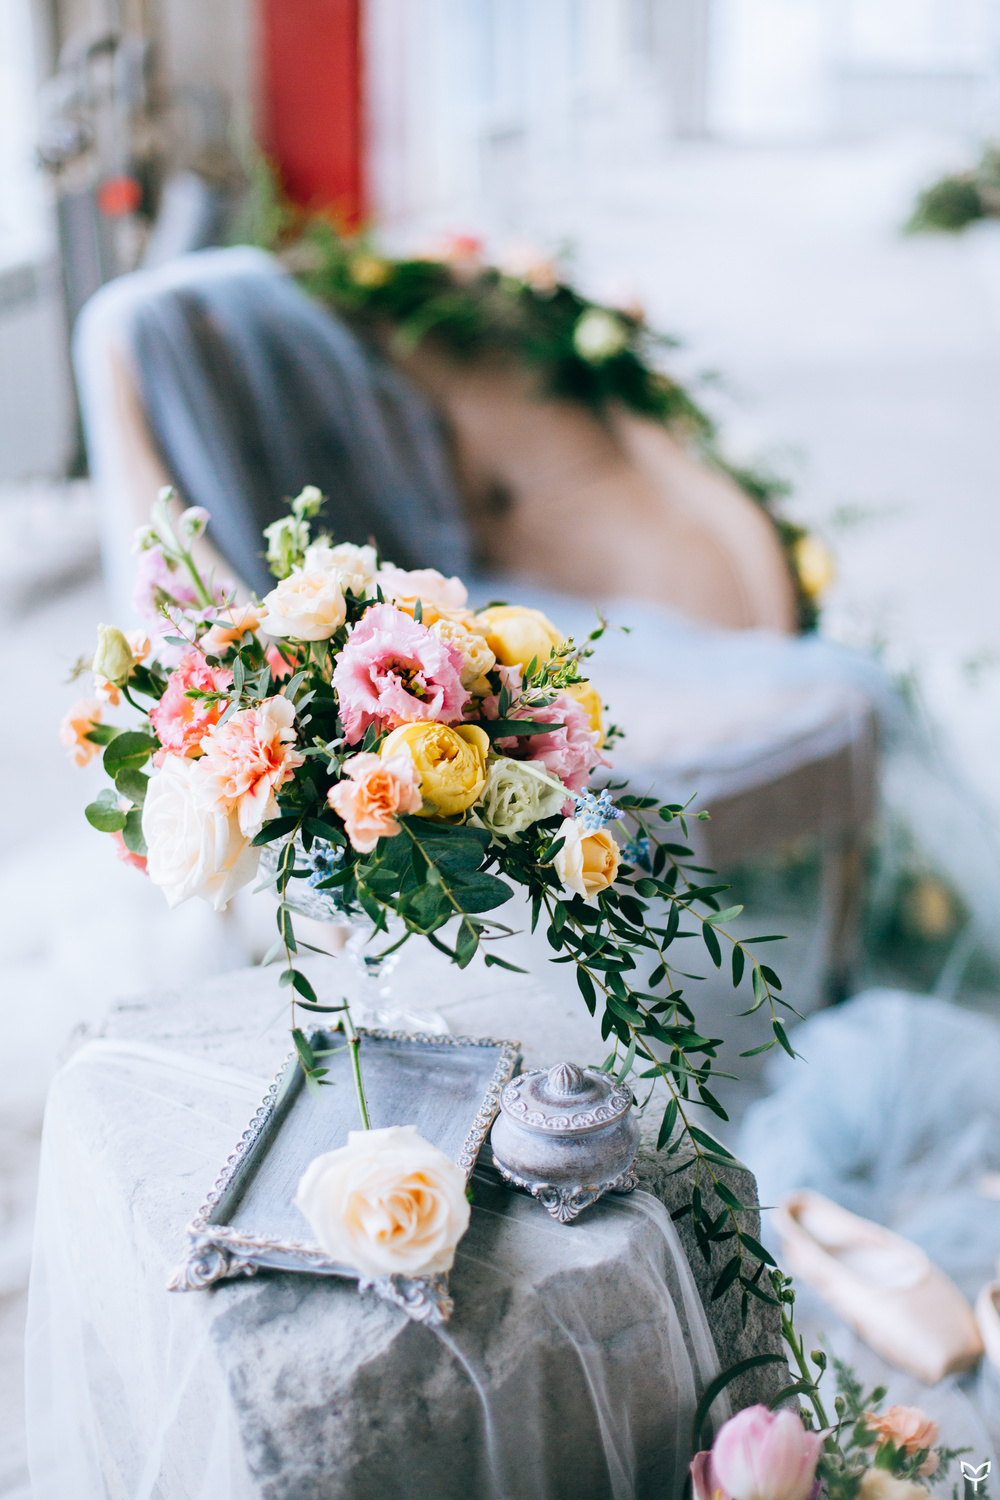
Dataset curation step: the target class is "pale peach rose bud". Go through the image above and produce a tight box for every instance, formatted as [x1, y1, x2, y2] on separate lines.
[92, 624, 135, 686]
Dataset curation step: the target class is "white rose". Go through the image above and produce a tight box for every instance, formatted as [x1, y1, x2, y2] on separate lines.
[553, 815, 621, 902]
[302, 541, 378, 597]
[476, 757, 564, 837]
[142, 755, 260, 911]
[375, 564, 468, 613]
[858, 1472, 929, 1500]
[572, 307, 629, 364]
[430, 618, 496, 690]
[294, 1125, 471, 1278]
[259, 571, 347, 641]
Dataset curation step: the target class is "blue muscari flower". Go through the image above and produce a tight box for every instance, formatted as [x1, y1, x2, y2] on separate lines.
[573, 788, 625, 833]
[622, 835, 651, 871]
[306, 839, 343, 887]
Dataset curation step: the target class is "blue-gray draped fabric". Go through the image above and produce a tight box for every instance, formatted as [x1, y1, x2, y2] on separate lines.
[128, 248, 470, 595]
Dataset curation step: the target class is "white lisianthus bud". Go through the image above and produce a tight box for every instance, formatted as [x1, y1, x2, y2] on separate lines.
[572, 308, 629, 365]
[92, 624, 135, 686]
[177, 506, 210, 542]
[131, 524, 159, 553]
[263, 515, 308, 579]
[291, 485, 324, 520]
[476, 757, 564, 837]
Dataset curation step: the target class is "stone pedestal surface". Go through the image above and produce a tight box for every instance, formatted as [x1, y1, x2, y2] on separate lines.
[27, 947, 788, 1499]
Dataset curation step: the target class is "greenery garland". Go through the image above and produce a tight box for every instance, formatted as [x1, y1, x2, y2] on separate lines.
[906, 144, 1000, 234]
[233, 168, 827, 632]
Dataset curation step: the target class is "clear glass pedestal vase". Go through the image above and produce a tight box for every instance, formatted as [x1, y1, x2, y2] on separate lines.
[259, 840, 448, 1035]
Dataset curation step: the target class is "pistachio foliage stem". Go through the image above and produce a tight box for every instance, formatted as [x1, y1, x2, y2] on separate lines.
[341, 1003, 371, 1130]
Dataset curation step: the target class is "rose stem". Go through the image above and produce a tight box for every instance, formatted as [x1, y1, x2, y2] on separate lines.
[341, 1003, 371, 1130]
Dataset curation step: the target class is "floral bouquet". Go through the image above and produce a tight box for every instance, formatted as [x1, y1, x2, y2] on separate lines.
[62, 482, 795, 1288]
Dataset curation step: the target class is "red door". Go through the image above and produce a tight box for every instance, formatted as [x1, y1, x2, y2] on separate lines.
[260, 0, 364, 229]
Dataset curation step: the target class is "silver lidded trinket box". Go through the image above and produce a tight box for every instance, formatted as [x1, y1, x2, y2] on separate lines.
[490, 1061, 640, 1222]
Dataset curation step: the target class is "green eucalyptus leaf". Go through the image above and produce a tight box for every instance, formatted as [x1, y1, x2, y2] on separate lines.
[103, 731, 157, 775]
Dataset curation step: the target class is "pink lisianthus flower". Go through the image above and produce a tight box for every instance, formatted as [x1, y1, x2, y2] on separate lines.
[327, 751, 423, 853]
[132, 545, 200, 620]
[487, 685, 609, 801]
[149, 652, 232, 766]
[195, 695, 305, 836]
[711, 1406, 822, 1500]
[331, 602, 467, 744]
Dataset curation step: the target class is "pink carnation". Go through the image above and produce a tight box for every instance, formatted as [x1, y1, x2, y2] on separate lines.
[149, 651, 232, 766]
[498, 691, 609, 798]
[331, 602, 467, 744]
[110, 829, 148, 874]
[195, 695, 305, 836]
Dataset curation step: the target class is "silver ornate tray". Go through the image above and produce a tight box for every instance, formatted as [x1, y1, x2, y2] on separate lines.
[168, 1028, 520, 1324]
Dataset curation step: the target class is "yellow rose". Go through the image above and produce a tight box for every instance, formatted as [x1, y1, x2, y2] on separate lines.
[793, 534, 834, 599]
[561, 681, 604, 746]
[472, 606, 562, 669]
[380, 722, 489, 817]
[553, 817, 621, 902]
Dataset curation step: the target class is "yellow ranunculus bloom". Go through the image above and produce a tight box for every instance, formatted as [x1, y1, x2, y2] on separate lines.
[380, 722, 490, 817]
[793, 535, 834, 600]
[561, 680, 604, 746]
[472, 606, 562, 669]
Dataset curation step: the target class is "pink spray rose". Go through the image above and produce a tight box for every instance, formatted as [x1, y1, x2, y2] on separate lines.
[327, 751, 423, 852]
[331, 602, 467, 744]
[864, 1406, 940, 1475]
[709, 1407, 822, 1500]
[149, 652, 232, 766]
[266, 643, 295, 681]
[195, 695, 305, 836]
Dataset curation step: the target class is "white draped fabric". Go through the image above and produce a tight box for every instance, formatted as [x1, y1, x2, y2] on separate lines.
[25, 970, 723, 1500]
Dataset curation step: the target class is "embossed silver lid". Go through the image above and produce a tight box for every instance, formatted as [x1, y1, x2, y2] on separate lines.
[499, 1062, 633, 1135]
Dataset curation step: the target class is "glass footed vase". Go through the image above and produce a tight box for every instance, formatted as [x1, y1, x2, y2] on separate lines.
[259, 839, 448, 1035]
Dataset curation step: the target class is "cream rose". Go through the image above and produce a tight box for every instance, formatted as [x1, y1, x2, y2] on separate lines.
[554, 816, 621, 902]
[857, 1471, 929, 1500]
[303, 541, 378, 597]
[259, 571, 347, 641]
[142, 754, 260, 910]
[294, 1125, 471, 1278]
[375, 564, 469, 614]
[430, 618, 496, 691]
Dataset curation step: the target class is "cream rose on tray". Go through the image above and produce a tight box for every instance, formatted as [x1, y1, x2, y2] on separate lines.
[294, 1125, 470, 1279]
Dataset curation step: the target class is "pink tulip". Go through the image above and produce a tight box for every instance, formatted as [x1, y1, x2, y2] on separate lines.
[691, 1449, 733, 1500]
[710, 1406, 822, 1500]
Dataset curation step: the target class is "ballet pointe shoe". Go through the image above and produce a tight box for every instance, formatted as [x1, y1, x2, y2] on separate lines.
[775, 1189, 983, 1385]
[974, 1280, 1000, 1371]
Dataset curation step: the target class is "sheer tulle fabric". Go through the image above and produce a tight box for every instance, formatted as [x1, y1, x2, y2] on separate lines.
[26, 1039, 721, 1499]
